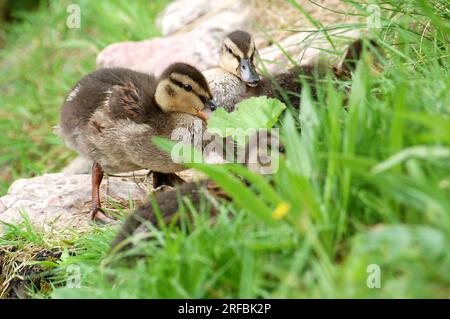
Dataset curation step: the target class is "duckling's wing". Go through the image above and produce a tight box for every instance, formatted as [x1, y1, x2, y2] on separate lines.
[107, 82, 146, 121]
[107, 76, 157, 123]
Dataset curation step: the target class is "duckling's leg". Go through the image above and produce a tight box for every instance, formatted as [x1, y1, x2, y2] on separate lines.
[152, 172, 185, 189]
[89, 162, 111, 223]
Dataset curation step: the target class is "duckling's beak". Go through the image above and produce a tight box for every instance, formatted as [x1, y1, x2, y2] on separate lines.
[205, 99, 218, 111]
[239, 58, 260, 87]
[195, 110, 209, 122]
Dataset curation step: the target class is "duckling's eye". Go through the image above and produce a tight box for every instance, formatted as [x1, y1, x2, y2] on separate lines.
[183, 84, 192, 92]
[227, 47, 232, 54]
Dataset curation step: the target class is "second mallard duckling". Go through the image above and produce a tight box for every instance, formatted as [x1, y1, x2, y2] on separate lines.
[244, 38, 382, 108]
[203, 30, 260, 112]
[59, 63, 216, 221]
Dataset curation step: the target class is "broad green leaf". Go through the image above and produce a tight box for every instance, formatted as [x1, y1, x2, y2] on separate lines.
[207, 97, 286, 140]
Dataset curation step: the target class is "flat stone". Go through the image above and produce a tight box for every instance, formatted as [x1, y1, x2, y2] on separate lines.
[0, 169, 204, 233]
[0, 173, 148, 232]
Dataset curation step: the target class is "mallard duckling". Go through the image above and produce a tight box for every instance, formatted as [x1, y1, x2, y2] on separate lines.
[203, 30, 260, 112]
[59, 63, 216, 221]
[244, 38, 382, 108]
[244, 63, 326, 108]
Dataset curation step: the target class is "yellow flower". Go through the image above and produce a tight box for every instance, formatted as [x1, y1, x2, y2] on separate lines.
[272, 202, 290, 220]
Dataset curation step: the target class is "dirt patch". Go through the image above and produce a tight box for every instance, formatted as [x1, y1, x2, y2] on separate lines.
[0, 246, 62, 298]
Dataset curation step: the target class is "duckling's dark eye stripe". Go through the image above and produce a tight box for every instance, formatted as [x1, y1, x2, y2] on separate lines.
[225, 45, 241, 61]
[170, 78, 202, 96]
[170, 73, 209, 97]
[169, 78, 185, 89]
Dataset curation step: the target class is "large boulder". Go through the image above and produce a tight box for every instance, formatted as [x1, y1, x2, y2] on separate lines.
[96, 0, 251, 75]
[156, 0, 224, 36]
[97, 0, 363, 76]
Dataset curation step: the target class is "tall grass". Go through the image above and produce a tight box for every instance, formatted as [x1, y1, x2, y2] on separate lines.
[0, 0, 449, 298]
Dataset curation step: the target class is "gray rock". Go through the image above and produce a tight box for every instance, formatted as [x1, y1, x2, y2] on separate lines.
[96, 30, 218, 76]
[156, 0, 224, 36]
[0, 173, 148, 232]
[0, 169, 203, 232]
[96, 0, 250, 76]
[62, 156, 92, 174]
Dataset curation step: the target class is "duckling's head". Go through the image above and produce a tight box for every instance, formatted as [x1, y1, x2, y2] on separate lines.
[155, 63, 217, 121]
[220, 30, 260, 87]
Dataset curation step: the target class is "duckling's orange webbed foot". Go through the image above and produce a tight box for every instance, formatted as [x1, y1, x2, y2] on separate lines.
[89, 162, 114, 224]
[90, 207, 114, 224]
